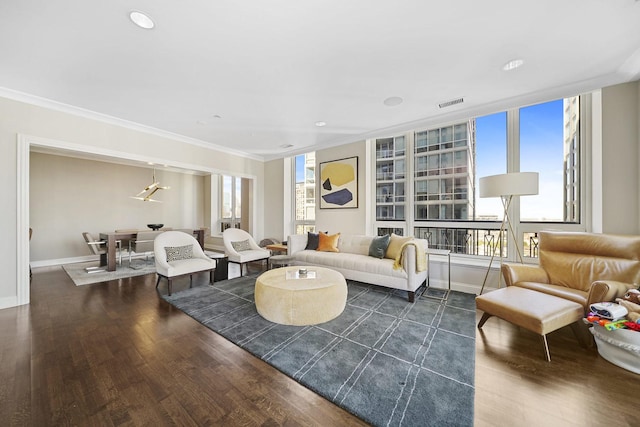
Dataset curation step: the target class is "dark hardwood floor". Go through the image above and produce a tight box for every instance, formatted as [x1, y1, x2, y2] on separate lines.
[1, 265, 639, 426]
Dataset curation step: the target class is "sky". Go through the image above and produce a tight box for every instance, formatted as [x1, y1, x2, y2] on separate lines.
[476, 99, 565, 221]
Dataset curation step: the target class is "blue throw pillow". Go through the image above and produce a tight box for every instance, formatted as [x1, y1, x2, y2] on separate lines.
[368, 234, 391, 259]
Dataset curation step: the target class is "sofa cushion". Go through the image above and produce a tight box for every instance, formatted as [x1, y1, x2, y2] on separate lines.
[385, 234, 413, 260]
[338, 234, 373, 256]
[292, 250, 407, 279]
[512, 281, 589, 308]
[368, 234, 391, 259]
[318, 232, 340, 252]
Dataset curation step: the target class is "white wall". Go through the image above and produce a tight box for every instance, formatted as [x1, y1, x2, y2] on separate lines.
[29, 152, 206, 263]
[263, 158, 285, 241]
[596, 81, 640, 234]
[1, 95, 264, 309]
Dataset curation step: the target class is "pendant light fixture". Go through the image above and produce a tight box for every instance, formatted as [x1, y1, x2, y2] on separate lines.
[131, 168, 170, 202]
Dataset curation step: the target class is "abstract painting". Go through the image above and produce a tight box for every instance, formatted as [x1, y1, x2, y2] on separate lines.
[319, 156, 358, 209]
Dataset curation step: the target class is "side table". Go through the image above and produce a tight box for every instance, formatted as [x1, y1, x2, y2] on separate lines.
[205, 251, 228, 282]
[266, 243, 288, 255]
[424, 248, 451, 301]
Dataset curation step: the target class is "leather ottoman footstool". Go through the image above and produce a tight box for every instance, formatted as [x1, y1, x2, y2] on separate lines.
[476, 286, 584, 361]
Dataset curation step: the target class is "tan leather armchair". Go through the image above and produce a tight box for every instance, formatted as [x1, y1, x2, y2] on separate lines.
[502, 231, 640, 313]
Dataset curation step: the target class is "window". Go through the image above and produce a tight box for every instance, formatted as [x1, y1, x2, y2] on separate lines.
[220, 175, 242, 232]
[412, 122, 475, 224]
[373, 96, 584, 259]
[293, 152, 315, 234]
[520, 98, 580, 223]
[375, 136, 406, 227]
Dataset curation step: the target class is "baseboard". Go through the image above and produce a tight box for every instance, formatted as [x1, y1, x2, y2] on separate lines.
[0, 295, 21, 310]
[31, 253, 154, 268]
[31, 255, 96, 268]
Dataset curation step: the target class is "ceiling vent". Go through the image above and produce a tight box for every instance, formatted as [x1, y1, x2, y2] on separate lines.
[438, 97, 464, 109]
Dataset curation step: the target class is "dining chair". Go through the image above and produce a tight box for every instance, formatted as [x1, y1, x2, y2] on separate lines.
[82, 232, 108, 273]
[129, 230, 163, 267]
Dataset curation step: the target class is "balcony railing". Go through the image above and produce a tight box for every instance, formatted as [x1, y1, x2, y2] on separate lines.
[412, 226, 540, 259]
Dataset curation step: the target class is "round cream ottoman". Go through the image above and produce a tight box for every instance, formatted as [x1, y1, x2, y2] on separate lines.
[255, 266, 347, 326]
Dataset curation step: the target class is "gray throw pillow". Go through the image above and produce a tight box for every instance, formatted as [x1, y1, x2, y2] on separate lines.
[368, 234, 391, 259]
[231, 239, 252, 252]
[165, 245, 193, 262]
[305, 232, 320, 250]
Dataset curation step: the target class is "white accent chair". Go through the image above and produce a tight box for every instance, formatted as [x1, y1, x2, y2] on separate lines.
[154, 231, 217, 296]
[222, 228, 270, 276]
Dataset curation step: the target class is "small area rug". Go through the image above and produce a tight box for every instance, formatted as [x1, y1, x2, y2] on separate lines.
[63, 260, 156, 286]
[162, 275, 476, 426]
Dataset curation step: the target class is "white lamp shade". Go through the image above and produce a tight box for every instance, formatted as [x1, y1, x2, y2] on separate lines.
[479, 172, 539, 198]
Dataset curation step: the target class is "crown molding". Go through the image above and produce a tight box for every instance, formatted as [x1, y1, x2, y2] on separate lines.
[0, 87, 264, 162]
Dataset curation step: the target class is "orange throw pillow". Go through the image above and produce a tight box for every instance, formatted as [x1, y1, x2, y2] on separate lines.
[317, 232, 340, 252]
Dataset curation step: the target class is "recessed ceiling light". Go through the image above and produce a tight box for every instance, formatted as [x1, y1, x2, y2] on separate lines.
[130, 11, 155, 29]
[280, 144, 294, 149]
[315, 121, 326, 127]
[383, 96, 403, 107]
[502, 58, 524, 71]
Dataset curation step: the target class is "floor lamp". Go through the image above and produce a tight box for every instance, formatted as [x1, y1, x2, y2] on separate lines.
[478, 172, 539, 294]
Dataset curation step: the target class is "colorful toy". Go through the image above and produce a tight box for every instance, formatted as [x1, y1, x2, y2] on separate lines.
[603, 319, 628, 331]
[624, 322, 640, 332]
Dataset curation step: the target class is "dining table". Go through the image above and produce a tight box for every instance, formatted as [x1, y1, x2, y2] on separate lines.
[98, 228, 206, 271]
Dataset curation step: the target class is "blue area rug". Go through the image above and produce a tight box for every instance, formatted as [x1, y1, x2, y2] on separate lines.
[162, 275, 476, 426]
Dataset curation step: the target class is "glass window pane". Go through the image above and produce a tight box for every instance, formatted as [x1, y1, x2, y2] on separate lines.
[234, 178, 242, 219]
[441, 126, 453, 143]
[520, 98, 578, 222]
[375, 136, 406, 221]
[454, 123, 467, 140]
[413, 121, 475, 223]
[476, 112, 507, 220]
[222, 175, 232, 219]
[295, 153, 315, 222]
[416, 131, 427, 152]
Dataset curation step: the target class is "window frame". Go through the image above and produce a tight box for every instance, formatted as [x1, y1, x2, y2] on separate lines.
[292, 152, 316, 235]
[371, 95, 589, 261]
[219, 175, 242, 233]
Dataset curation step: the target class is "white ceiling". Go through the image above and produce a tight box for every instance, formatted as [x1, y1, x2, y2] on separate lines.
[2, 0, 640, 161]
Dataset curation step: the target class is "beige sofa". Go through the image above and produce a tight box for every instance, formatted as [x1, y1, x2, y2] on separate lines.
[501, 231, 640, 313]
[287, 234, 428, 302]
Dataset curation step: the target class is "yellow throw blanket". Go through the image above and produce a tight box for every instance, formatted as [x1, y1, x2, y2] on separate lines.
[393, 240, 427, 272]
